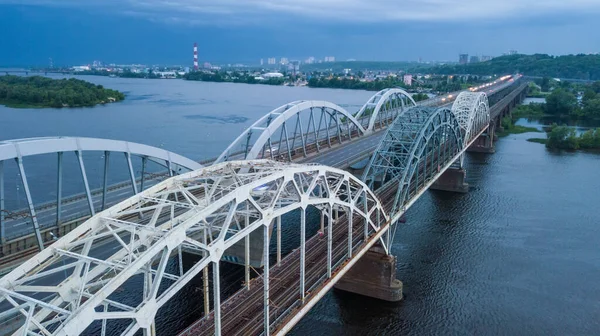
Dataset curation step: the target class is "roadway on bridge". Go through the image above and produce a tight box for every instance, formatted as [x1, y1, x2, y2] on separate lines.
[0, 77, 517, 252]
[0, 76, 525, 336]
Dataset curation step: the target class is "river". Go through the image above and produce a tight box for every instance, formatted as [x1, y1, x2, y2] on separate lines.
[1, 76, 599, 335]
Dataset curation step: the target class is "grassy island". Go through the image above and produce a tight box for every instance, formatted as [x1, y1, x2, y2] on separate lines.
[0, 75, 125, 108]
[528, 125, 600, 150]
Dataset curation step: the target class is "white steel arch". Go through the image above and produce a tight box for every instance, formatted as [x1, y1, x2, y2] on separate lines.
[354, 88, 417, 133]
[0, 160, 388, 336]
[0, 137, 201, 170]
[450, 92, 490, 143]
[0, 137, 202, 252]
[216, 101, 366, 163]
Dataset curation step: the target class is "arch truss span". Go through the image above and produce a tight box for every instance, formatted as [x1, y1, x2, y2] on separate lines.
[451, 92, 490, 144]
[0, 137, 202, 252]
[354, 88, 417, 133]
[216, 100, 366, 164]
[363, 107, 465, 219]
[0, 160, 389, 336]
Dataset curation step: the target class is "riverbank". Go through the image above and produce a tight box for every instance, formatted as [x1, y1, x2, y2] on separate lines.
[497, 116, 541, 137]
[528, 125, 600, 150]
[0, 75, 125, 108]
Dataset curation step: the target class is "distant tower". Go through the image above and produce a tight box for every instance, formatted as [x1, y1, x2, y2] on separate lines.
[193, 43, 199, 71]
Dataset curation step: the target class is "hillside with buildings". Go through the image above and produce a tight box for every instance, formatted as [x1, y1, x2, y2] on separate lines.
[421, 54, 600, 80]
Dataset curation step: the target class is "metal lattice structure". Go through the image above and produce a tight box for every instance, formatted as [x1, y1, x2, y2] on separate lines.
[363, 107, 465, 217]
[0, 160, 388, 336]
[354, 88, 417, 133]
[451, 92, 490, 143]
[216, 101, 366, 163]
[0, 137, 202, 251]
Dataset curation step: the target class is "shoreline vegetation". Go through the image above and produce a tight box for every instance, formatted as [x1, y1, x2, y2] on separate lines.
[0, 75, 124, 108]
[505, 78, 600, 150]
[527, 126, 600, 150]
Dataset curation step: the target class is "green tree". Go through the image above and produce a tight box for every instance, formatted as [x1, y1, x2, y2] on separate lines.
[546, 125, 579, 149]
[582, 89, 597, 104]
[578, 129, 600, 149]
[583, 99, 600, 118]
[544, 88, 577, 116]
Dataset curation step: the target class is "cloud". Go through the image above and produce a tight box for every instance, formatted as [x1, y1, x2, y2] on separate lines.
[3, 0, 600, 24]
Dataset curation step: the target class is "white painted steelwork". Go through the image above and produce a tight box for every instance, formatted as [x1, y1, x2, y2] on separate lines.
[0, 160, 387, 336]
[0, 137, 202, 251]
[216, 101, 366, 163]
[451, 92, 490, 143]
[354, 88, 417, 133]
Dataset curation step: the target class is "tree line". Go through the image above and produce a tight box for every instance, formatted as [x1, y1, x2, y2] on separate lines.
[422, 54, 600, 80]
[184, 71, 285, 86]
[0, 75, 125, 108]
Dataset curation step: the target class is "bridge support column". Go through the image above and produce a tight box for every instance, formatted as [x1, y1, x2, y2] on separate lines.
[430, 167, 469, 193]
[335, 248, 403, 302]
[468, 122, 496, 154]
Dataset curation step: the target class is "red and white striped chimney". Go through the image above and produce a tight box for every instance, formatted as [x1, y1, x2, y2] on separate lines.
[193, 42, 199, 71]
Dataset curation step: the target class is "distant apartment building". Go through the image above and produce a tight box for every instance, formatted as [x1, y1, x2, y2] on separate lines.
[403, 75, 413, 86]
[470, 56, 480, 63]
[459, 54, 469, 64]
[480, 55, 492, 62]
[305, 56, 315, 64]
[280, 58, 289, 65]
[267, 58, 276, 65]
[260, 59, 264, 66]
[509, 50, 518, 55]
[324, 56, 336, 62]
[72, 65, 91, 72]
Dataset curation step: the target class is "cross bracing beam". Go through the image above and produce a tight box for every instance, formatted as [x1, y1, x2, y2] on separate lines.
[450, 92, 490, 144]
[354, 88, 417, 133]
[215, 101, 367, 163]
[0, 160, 388, 336]
[363, 107, 465, 217]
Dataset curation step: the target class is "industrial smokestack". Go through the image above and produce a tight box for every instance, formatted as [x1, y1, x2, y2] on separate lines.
[193, 43, 199, 71]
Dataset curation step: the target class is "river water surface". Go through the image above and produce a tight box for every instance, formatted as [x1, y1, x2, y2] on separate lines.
[1, 76, 599, 335]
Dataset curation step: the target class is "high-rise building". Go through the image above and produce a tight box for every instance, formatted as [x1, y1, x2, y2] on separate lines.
[280, 57, 289, 65]
[324, 56, 336, 62]
[470, 56, 480, 63]
[480, 55, 492, 62]
[509, 50, 518, 55]
[260, 59, 264, 66]
[403, 75, 413, 86]
[459, 54, 469, 65]
[305, 56, 315, 64]
[267, 58, 276, 65]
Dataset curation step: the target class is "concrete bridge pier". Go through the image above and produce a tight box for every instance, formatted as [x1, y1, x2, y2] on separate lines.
[468, 121, 496, 153]
[430, 167, 469, 193]
[335, 246, 403, 302]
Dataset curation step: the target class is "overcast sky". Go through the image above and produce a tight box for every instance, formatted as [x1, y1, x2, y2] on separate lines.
[1, 0, 599, 66]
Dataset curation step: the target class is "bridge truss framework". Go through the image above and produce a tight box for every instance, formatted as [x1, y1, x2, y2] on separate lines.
[0, 160, 388, 336]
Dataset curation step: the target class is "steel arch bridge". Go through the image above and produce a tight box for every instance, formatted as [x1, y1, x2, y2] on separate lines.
[354, 88, 417, 133]
[216, 101, 366, 163]
[0, 160, 389, 336]
[363, 107, 465, 217]
[0, 87, 496, 336]
[451, 92, 490, 144]
[0, 137, 202, 251]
